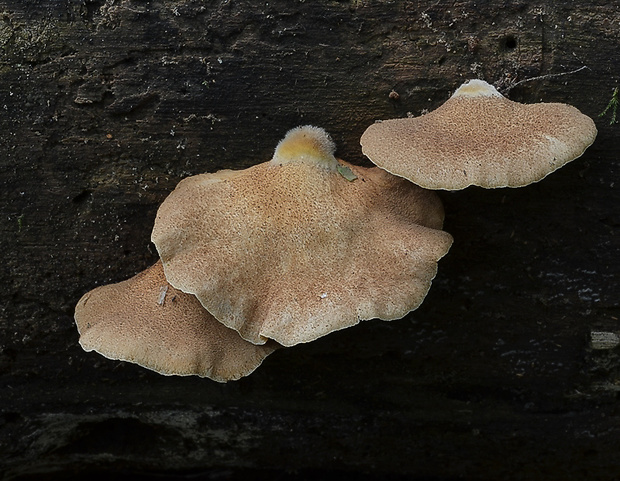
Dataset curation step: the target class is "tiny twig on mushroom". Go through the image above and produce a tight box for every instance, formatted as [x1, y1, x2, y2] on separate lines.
[502, 65, 590, 94]
[157, 285, 168, 306]
[599, 87, 619, 125]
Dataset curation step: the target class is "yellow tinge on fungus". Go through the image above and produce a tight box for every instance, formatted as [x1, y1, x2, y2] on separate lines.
[75, 261, 279, 382]
[360, 79, 598, 190]
[151, 125, 453, 347]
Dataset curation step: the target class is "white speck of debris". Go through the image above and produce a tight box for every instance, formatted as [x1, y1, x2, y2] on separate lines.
[591, 331, 620, 350]
[158, 285, 168, 305]
[319, 293, 328, 299]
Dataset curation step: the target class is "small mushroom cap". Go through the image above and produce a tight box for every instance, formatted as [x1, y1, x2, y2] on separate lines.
[74, 262, 279, 382]
[360, 79, 598, 190]
[152, 125, 453, 347]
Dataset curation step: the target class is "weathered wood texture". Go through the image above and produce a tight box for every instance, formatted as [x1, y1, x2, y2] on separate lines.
[1, 0, 619, 479]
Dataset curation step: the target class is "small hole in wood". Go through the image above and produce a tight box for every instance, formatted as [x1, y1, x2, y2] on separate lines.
[501, 35, 518, 51]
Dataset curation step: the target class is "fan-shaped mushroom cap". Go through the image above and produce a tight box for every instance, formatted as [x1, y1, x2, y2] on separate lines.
[360, 79, 597, 190]
[74, 262, 279, 382]
[151, 125, 453, 347]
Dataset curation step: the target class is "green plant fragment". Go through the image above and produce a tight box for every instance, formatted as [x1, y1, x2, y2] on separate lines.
[337, 164, 358, 182]
[599, 87, 618, 125]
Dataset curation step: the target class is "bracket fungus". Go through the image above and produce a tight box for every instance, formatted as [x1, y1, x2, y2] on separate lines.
[152, 125, 453, 347]
[75, 262, 279, 382]
[360, 79, 597, 190]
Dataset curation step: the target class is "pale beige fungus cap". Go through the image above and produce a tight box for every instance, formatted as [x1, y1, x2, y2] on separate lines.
[151, 125, 453, 347]
[360, 79, 598, 190]
[74, 261, 279, 382]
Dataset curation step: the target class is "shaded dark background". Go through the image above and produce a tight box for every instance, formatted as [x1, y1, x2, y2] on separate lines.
[1, 1, 619, 480]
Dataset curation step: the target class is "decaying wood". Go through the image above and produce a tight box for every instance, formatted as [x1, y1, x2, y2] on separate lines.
[1, 1, 619, 479]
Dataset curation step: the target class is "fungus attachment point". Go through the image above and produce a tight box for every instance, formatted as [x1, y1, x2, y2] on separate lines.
[271, 125, 340, 171]
[451, 78, 503, 98]
[74, 262, 279, 381]
[361, 78, 597, 190]
[152, 126, 453, 347]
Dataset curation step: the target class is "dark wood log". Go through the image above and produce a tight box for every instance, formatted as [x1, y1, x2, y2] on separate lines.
[1, 1, 619, 479]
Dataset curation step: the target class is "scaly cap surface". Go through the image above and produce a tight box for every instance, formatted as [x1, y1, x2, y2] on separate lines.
[75, 262, 278, 381]
[152, 126, 453, 347]
[360, 79, 597, 190]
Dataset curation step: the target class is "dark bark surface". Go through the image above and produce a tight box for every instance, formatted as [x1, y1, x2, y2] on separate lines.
[1, 1, 619, 479]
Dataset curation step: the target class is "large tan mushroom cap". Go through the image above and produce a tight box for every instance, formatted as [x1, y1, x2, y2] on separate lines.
[74, 262, 279, 382]
[152, 125, 453, 347]
[360, 79, 598, 190]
